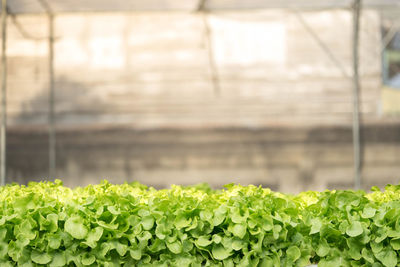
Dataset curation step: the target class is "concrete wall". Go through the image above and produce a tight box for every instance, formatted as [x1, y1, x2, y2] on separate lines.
[4, 10, 400, 192]
[7, 123, 400, 193]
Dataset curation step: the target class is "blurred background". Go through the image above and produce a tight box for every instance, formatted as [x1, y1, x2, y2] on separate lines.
[1, 0, 400, 193]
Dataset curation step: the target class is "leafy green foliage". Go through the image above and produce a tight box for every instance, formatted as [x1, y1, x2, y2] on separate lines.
[1, 180, 400, 266]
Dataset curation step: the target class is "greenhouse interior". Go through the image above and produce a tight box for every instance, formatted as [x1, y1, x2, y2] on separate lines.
[1, 0, 400, 266]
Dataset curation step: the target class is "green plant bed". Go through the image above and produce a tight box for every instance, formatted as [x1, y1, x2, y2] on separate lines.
[0, 180, 399, 266]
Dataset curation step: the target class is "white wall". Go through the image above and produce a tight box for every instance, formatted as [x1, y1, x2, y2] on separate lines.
[5, 10, 382, 128]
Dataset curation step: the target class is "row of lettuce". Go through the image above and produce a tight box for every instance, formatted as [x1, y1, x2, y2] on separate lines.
[0, 180, 400, 266]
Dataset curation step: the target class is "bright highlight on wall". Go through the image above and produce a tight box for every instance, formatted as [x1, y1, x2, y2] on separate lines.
[210, 16, 286, 66]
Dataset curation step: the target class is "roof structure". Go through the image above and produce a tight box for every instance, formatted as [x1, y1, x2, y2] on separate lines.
[2, 0, 400, 14]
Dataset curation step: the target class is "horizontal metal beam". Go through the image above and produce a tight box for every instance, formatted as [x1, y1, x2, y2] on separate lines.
[1, 0, 399, 14]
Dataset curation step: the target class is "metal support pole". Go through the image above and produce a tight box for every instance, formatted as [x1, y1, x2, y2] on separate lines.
[48, 14, 56, 178]
[198, 0, 220, 96]
[37, 0, 56, 179]
[202, 14, 220, 96]
[352, 0, 362, 190]
[1, 0, 7, 186]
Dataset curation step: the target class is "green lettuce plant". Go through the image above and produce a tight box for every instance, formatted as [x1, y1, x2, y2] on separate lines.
[0, 180, 399, 266]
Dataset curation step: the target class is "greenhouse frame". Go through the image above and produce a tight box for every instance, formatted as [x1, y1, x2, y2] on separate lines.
[1, 0, 400, 188]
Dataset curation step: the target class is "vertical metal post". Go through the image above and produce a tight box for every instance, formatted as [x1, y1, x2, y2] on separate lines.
[202, 13, 220, 96]
[48, 14, 56, 178]
[352, 0, 362, 190]
[1, 0, 7, 186]
[198, 0, 219, 96]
